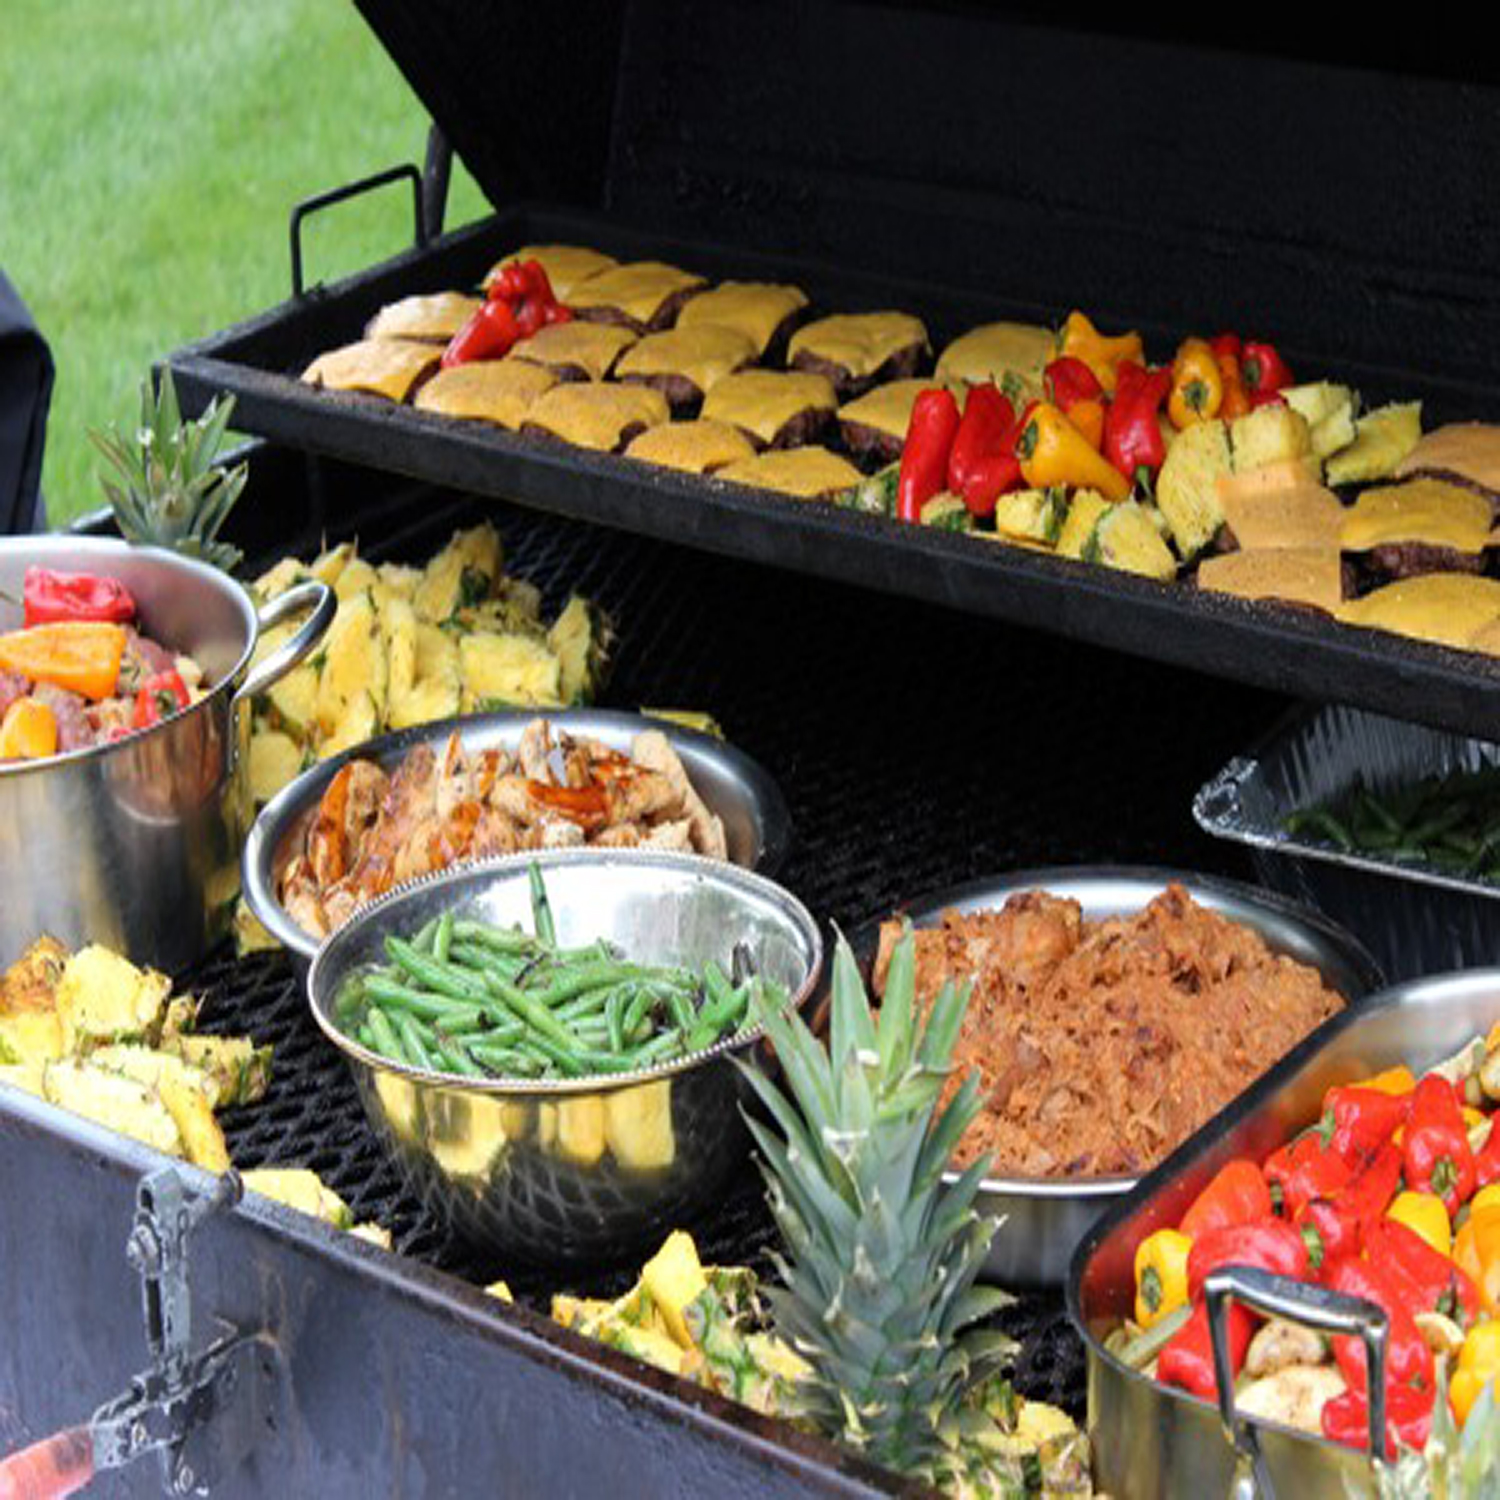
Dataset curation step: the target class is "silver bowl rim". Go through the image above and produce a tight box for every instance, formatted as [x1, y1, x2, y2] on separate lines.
[0, 535, 258, 780]
[243, 707, 794, 960]
[306, 845, 825, 1096]
[845, 863, 1385, 1200]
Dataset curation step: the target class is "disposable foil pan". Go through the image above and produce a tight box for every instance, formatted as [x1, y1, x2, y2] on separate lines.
[1194, 703, 1500, 981]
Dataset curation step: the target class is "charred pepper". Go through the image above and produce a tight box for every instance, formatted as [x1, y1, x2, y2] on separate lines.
[1455, 1204, 1500, 1316]
[1366, 1215, 1480, 1326]
[0, 622, 126, 703]
[896, 388, 962, 524]
[1265, 1130, 1354, 1219]
[1404, 1074, 1477, 1216]
[1103, 360, 1173, 486]
[21, 568, 136, 627]
[1320, 1085, 1410, 1168]
[1187, 1216, 1309, 1302]
[1016, 403, 1130, 502]
[946, 384, 1021, 517]
[131, 669, 191, 729]
[1178, 1159, 1273, 1240]
[1296, 1143, 1402, 1273]
[1210, 334, 1252, 421]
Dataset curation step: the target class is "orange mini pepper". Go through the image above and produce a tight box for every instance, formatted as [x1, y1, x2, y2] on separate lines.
[0, 621, 127, 702]
[1455, 1204, 1500, 1316]
[0, 698, 58, 760]
[1168, 338, 1225, 429]
[1015, 403, 1131, 502]
[1058, 311, 1145, 396]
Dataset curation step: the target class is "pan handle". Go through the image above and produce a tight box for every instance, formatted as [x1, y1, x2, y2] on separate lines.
[1205, 1266, 1389, 1497]
[236, 581, 337, 706]
[0, 1427, 94, 1500]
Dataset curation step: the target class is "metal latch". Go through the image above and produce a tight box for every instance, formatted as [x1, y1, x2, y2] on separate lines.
[0, 1167, 271, 1498]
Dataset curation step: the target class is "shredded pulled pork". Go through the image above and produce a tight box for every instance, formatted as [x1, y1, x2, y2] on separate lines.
[277, 718, 729, 937]
[872, 885, 1346, 1179]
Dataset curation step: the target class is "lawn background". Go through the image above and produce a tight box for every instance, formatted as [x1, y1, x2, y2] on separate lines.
[0, 0, 489, 523]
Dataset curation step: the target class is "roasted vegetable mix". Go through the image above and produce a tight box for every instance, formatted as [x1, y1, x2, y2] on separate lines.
[334, 865, 787, 1080]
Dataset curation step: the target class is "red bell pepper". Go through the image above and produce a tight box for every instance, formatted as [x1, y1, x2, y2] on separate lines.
[131, 669, 191, 729]
[1187, 1217, 1309, 1302]
[1265, 1131, 1354, 1220]
[21, 568, 136, 627]
[1326, 1257, 1434, 1396]
[1296, 1144, 1402, 1273]
[1366, 1216, 1482, 1326]
[896, 388, 962, 523]
[488, 259, 556, 305]
[1044, 356, 1103, 412]
[1241, 340, 1293, 397]
[1403, 1074, 1477, 1216]
[946, 384, 1019, 517]
[1178, 1159, 1273, 1241]
[1319, 1086, 1410, 1169]
[1102, 360, 1172, 485]
[1322, 1382, 1438, 1460]
[442, 298, 521, 368]
[1157, 1300, 1255, 1401]
[1475, 1116, 1500, 1189]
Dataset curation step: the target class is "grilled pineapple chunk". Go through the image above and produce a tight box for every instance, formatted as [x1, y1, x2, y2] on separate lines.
[308, 542, 357, 590]
[388, 677, 462, 731]
[459, 632, 564, 710]
[160, 1035, 273, 1108]
[242, 1168, 353, 1228]
[249, 729, 307, 804]
[1, 936, 67, 1013]
[1325, 402, 1423, 486]
[56, 946, 171, 1051]
[413, 525, 504, 622]
[548, 596, 610, 705]
[641, 1231, 709, 1346]
[1311, 403, 1359, 461]
[251, 556, 311, 602]
[374, 562, 422, 603]
[43, 1060, 184, 1157]
[1283, 382, 1356, 429]
[315, 590, 386, 735]
[332, 557, 379, 603]
[1156, 419, 1233, 559]
[0, 1011, 65, 1065]
[318, 690, 379, 761]
[1230, 405, 1314, 472]
[265, 662, 320, 737]
[381, 596, 419, 707]
[89, 1044, 216, 1101]
[992, 488, 1067, 547]
[1056, 491, 1114, 560]
[1083, 501, 1178, 580]
[158, 1078, 232, 1171]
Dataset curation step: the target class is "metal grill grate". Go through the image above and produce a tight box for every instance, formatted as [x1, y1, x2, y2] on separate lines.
[188, 474, 1288, 1418]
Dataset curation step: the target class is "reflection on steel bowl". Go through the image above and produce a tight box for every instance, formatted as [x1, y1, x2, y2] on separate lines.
[306, 849, 822, 1264]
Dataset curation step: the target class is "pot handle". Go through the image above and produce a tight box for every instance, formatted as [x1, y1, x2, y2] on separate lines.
[236, 580, 337, 706]
[1204, 1266, 1388, 1497]
[0, 1427, 94, 1500]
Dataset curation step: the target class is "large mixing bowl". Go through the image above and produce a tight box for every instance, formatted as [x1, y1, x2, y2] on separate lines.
[307, 849, 823, 1265]
[0, 536, 334, 971]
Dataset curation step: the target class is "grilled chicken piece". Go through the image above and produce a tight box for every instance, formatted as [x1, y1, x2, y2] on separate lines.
[631, 730, 727, 858]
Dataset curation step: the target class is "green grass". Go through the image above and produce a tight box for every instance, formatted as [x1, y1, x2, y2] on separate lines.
[0, 0, 489, 523]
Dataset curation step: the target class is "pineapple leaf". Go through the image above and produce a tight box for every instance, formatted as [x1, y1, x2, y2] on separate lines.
[829, 930, 879, 1069]
[915, 975, 971, 1074]
[874, 921, 916, 1079]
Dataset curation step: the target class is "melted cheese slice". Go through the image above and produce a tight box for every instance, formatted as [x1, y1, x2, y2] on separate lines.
[302, 339, 438, 401]
[522, 382, 669, 452]
[365, 292, 481, 344]
[414, 360, 557, 429]
[566, 262, 706, 325]
[1340, 479, 1492, 554]
[624, 419, 756, 474]
[936, 321, 1057, 391]
[485, 245, 618, 301]
[788, 312, 927, 378]
[1216, 480, 1346, 551]
[1396, 423, 1500, 495]
[510, 322, 638, 381]
[837, 379, 932, 440]
[701, 371, 837, 445]
[676, 282, 809, 354]
[614, 326, 757, 393]
[1337, 573, 1500, 649]
[1198, 548, 1343, 613]
[716, 446, 862, 499]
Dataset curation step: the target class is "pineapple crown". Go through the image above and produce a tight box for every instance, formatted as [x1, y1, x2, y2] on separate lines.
[738, 927, 1014, 1478]
[90, 369, 246, 573]
[1376, 1362, 1500, 1498]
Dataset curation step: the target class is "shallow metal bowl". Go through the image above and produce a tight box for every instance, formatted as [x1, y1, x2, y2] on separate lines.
[307, 848, 823, 1265]
[244, 708, 792, 965]
[849, 866, 1383, 1289]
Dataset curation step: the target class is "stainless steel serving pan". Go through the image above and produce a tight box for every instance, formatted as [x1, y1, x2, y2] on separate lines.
[306, 848, 823, 1263]
[0, 536, 333, 971]
[849, 867, 1382, 1290]
[1069, 968, 1500, 1500]
[242, 708, 792, 965]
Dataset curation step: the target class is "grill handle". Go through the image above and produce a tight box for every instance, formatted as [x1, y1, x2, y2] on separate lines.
[289, 162, 426, 298]
[0, 1427, 94, 1500]
[1204, 1266, 1389, 1499]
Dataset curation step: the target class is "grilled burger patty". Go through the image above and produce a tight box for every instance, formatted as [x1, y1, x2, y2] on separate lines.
[836, 378, 931, 467]
[567, 262, 708, 334]
[613, 325, 759, 414]
[520, 382, 671, 453]
[701, 370, 838, 450]
[787, 312, 929, 398]
[675, 281, 809, 360]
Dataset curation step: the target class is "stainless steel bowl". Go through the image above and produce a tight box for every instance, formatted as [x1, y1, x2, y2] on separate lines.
[848, 867, 1383, 1289]
[0, 536, 334, 971]
[244, 708, 792, 966]
[306, 849, 823, 1264]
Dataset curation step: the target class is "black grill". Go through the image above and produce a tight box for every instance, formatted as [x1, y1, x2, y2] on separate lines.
[187, 468, 1288, 1419]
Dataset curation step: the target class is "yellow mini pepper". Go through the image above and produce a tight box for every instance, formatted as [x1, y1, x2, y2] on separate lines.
[1455, 1205, 1500, 1316]
[1473, 1185, 1500, 1218]
[1016, 403, 1131, 503]
[1387, 1190, 1453, 1258]
[1168, 338, 1225, 429]
[1134, 1228, 1193, 1329]
[1059, 311, 1144, 396]
[1453, 1320, 1500, 1425]
[0, 698, 58, 761]
[0, 621, 127, 703]
[1356, 1065, 1417, 1097]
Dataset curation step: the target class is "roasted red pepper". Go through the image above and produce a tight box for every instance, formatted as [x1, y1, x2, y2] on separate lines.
[1475, 1118, 1500, 1189]
[21, 568, 136, 627]
[1102, 360, 1172, 486]
[1178, 1159, 1273, 1241]
[446, 261, 568, 367]
[1326, 1257, 1434, 1396]
[1403, 1074, 1477, 1216]
[488, 259, 555, 305]
[946, 384, 1020, 517]
[1366, 1216, 1482, 1326]
[1241, 340, 1293, 397]
[1156, 1300, 1255, 1401]
[1322, 1383, 1438, 1460]
[442, 298, 521, 368]
[1187, 1217, 1309, 1302]
[1320, 1085, 1411, 1168]
[1296, 1144, 1402, 1273]
[131, 669, 190, 729]
[896, 388, 962, 524]
[1265, 1131, 1354, 1220]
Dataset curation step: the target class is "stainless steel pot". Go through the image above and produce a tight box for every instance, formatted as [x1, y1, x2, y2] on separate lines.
[0, 536, 334, 972]
[847, 867, 1383, 1289]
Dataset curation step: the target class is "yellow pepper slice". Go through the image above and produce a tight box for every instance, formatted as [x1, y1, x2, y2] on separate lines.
[1016, 403, 1131, 503]
[1356, 1065, 1416, 1097]
[0, 622, 126, 703]
[1058, 311, 1144, 396]
[1453, 1320, 1500, 1424]
[0, 698, 59, 760]
[1472, 1185, 1500, 1218]
[1134, 1228, 1193, 1329]
[1387, 1190, 1453, 1258]
[1455, 1205, 1500, 1316]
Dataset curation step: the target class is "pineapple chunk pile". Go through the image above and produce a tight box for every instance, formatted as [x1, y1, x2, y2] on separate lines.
[245, 523, 610, 805]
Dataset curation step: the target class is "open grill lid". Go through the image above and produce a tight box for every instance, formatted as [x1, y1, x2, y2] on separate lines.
[354, 0, 1500, 397]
